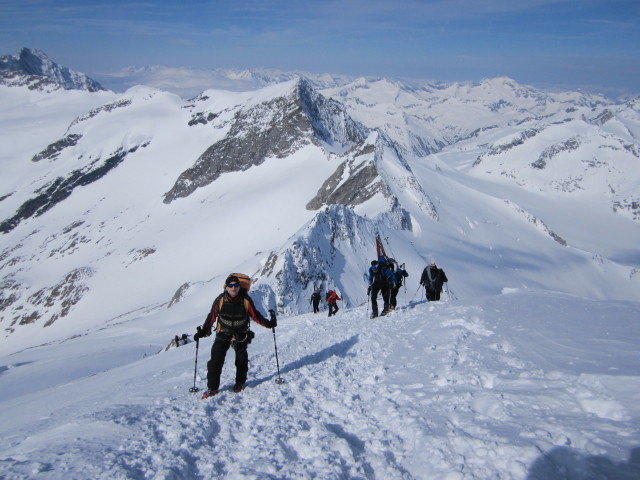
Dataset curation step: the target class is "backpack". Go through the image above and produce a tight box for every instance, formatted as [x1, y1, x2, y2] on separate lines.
[387, 258, 399, 271]
[326, 290, 335, 302]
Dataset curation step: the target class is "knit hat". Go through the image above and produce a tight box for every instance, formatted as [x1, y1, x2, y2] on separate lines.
[225, 275, 240, 286]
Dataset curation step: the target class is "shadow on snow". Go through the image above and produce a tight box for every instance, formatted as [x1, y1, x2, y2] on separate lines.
[527, 446, 640, 480]
[249, 335, 359, 388]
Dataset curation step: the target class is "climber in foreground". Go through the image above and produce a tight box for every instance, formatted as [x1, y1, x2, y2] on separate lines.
[194, 274, 277, 399]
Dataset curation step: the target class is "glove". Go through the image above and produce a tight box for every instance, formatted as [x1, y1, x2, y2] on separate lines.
[268, 309, 278, 328]
[367, 286, 371, 295]
[193, 326, 202, 341]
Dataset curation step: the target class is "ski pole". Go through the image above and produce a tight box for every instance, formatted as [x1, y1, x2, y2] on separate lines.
[364, 272, 370, 316]
[402, 263, 407, 295]
[410, 284, 422, 302]
[445, 283, 458, 301]
[384, 236, 398, 260]
[269, 310, 285, 385]
[189, 327, 202, 393]
[367, 291, 370, 315]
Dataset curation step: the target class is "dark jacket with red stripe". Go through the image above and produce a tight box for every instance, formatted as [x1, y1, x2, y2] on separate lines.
[201, 292, 269, 336]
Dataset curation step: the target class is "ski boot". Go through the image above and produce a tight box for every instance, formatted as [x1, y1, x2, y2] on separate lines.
[201, 389, 218, 399]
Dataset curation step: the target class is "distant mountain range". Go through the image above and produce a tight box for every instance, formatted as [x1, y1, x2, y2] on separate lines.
[1, 48, 638, 352]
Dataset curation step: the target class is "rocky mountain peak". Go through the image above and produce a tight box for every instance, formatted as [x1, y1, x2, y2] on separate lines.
[163, 80, 366, 203]
[295, 78, 367, 147]
[0, 47, 105, 92]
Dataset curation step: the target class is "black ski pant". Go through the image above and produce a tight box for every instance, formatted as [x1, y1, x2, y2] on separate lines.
[370, 283, 390, 316]
[207, 331, 248, 390]
[328, 303, 339, 316]
[390, 285, 401, 309]
[425, 285, 441, 301]
[312, 301, 320, 313]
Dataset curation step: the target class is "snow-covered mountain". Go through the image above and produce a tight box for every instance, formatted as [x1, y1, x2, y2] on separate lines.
[1, 51, 639, 355]
[1, 50, 639, 480]
[0, 48, 105, 92]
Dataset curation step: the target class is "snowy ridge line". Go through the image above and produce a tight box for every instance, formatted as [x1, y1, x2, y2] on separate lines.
[502, 199, 567, 246]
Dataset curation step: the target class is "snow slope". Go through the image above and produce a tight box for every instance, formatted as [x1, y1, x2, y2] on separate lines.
[0, 290, 638, 479]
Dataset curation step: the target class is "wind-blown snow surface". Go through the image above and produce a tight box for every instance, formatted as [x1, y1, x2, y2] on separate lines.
[1, 290, 639, 479]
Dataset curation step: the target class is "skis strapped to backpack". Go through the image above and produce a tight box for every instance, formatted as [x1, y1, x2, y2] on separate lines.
[375, 234, 386, 259]
[375, 234, 396, 270]
[376, 235, 404, 280]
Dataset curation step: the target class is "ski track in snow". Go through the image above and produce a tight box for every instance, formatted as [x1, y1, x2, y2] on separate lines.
[1, 294, 639, 479]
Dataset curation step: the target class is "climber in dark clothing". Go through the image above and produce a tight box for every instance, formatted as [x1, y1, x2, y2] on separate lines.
[310, 290, 321, 313]
[389, 266, 408, 311]
[420, 262, 448, 301]
[367, 260, 391, 318]
[195, 275, 276, 399]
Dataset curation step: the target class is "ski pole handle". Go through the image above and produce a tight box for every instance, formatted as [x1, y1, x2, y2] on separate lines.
[269, 309, 277, 329]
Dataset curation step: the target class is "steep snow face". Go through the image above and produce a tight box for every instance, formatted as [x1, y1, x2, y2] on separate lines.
[0, 48, 105, 92]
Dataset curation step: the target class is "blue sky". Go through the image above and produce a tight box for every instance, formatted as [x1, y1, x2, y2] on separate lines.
[1, 0, 639, 98]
